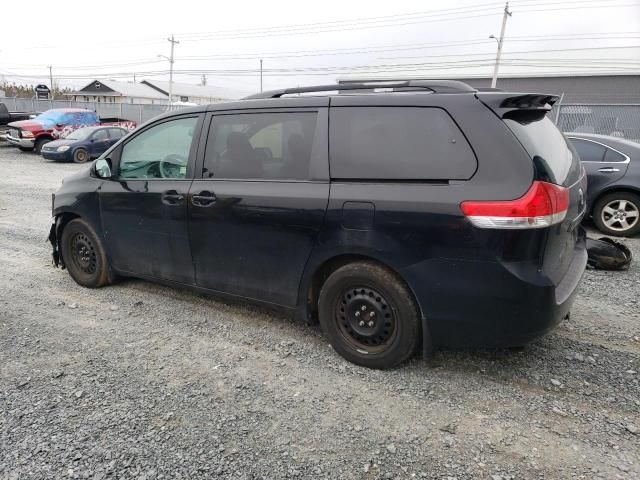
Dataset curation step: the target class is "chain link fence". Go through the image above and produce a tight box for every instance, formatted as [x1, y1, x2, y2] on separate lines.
[554, 104, 640, 143]
[1, 97, 193, 124]
[2, 96, 640, 143]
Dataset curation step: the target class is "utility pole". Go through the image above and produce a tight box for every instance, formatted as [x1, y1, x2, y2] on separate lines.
[48, 65, 54, 99]
[491, 2, 512, 88]
[259, 59, 263, 93]
[167, 34, 179, 109]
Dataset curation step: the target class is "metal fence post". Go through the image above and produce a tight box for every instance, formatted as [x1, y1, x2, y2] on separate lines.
[554, 93, 564, 125]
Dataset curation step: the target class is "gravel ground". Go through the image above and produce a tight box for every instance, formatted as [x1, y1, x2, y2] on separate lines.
[1, 143, 639, 480]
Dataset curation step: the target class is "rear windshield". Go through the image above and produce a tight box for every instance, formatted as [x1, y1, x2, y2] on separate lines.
[504, 113, 580, 186]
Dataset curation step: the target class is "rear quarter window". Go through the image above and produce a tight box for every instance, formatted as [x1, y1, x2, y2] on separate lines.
[329, 107, 476, 180]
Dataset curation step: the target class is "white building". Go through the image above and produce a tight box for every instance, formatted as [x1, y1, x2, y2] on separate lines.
[67, 79, 168, 104]
[141, 80, 246, 104]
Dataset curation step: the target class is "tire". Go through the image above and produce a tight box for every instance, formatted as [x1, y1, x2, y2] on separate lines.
[60, 218, 110, 288]
[34, 138, 49, 155]
[318, 262, 422, 369]
[73, 148, 89, 164]
[593, 192, 640, 237]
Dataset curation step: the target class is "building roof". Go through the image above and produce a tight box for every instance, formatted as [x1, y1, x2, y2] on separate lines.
[69, 79, 167, 100]
[141, 80, 246, 100]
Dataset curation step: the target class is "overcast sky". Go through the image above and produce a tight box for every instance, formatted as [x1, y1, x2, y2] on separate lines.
[1, 0, 638, 95]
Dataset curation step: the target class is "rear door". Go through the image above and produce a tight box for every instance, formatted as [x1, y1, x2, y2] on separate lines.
[188, 106, 329, 306]
[568, 137, 629, 200]
[99, 114, 203, 283]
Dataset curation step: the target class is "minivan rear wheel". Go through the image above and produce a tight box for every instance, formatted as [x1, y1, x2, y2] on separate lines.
[593, 192, 640, 237]
[60, 218, 110, 288]
[318, 262, 421, 369]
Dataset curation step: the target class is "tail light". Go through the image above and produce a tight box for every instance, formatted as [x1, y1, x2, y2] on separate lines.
[461, 181, 569, 229]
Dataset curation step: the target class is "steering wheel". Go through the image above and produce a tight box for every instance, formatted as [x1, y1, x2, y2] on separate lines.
[159, 153, 187, 178]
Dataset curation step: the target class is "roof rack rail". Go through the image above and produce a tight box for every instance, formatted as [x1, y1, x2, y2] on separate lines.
[244, 80, 476, 99]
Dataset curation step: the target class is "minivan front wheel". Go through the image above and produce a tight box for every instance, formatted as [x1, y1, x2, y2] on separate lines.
[593, 192, 640, 237]
[60, 218, 110, 288]
[318, 262, 421, 369]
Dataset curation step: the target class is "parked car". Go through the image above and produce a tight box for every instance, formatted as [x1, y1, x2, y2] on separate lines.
[567, 133, 640, 237]
[6, 108, 136, 154]
[41, 126, 129, 163]
[0, 102, 34, 126]
[48, 81, 587, 369]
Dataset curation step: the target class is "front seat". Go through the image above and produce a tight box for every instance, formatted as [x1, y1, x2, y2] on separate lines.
[221, 132, 262, 178]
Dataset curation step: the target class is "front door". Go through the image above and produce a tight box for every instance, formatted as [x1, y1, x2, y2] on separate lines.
[99, 114, 202, 283]
[188, 108, 330, 306]
[89, 128, 111, 158]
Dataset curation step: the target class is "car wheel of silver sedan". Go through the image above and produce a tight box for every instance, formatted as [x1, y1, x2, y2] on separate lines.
[594, 192, 640, 237]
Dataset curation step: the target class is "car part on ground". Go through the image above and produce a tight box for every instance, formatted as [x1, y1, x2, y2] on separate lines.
[586, 236, 633, 270]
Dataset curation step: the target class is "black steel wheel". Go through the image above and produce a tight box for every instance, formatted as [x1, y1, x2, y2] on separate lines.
[335, 286, 398, 354]
[60, 218, 110, 288]
[318, 262, 423, 369]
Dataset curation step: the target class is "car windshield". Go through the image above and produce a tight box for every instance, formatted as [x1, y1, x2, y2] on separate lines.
[34, 110, 66, 123]
[65, 128, 94, 140]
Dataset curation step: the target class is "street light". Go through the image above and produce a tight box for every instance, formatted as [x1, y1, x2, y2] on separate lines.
[157, 54, 172, 109]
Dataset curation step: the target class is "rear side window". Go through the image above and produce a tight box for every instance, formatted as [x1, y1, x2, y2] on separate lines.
[570, 138, 606, 162]
[109, 128, 126, 139]
[504, 114, 580, 185]
[604, 148, 626, 163]
[204, 112, 317, 180]
[329, 107, 476, 180]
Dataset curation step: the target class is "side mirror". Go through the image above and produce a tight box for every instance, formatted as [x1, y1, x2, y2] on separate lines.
[94, 157, 113, 179]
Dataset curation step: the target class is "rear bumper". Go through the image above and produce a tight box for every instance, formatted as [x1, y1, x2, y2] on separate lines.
[403, 229, 587, 349]
[6, 134, 34, 148]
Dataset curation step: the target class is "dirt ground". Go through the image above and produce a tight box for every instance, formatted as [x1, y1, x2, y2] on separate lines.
[1, 144, 639, 480]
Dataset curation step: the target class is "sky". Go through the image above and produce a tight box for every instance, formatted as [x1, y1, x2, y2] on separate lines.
[0, 0, 639, 96]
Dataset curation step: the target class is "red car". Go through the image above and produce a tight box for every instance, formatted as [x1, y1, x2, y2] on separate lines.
[6, 108, 136, 153]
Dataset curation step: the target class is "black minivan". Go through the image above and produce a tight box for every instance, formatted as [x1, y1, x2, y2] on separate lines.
[49, 80, 588, 369]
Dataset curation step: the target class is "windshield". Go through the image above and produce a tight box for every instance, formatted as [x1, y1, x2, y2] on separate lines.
[34, 110, 66, 124]
[65, 128, 94, 140]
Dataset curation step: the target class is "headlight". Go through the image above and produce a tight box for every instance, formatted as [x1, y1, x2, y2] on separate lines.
[22, 131, 34, 138]
[57, 146, 70, 152]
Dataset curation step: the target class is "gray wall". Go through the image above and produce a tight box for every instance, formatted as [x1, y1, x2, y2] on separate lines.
[453, 75, 640, 103]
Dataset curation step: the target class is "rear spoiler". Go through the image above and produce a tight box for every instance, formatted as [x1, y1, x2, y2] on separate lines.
[476, 92, 560, 117]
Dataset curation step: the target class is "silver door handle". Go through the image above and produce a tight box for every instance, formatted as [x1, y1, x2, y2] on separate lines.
[597, 167, 620, 173]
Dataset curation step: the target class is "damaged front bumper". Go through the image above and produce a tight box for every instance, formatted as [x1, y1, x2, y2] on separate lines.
[48, 216, 64, 268]
[48, 193, 65, 269]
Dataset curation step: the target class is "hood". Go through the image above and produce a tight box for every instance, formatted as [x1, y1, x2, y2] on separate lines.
[44, 139, 78, 148]
[7, 119, 47, 131]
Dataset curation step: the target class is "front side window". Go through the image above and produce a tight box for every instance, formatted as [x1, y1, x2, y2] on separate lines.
[204, 112, 317, 180]
[329, 107, 476, 180]
[92, 129, 109, 142]
[118, 116, 197, 180]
